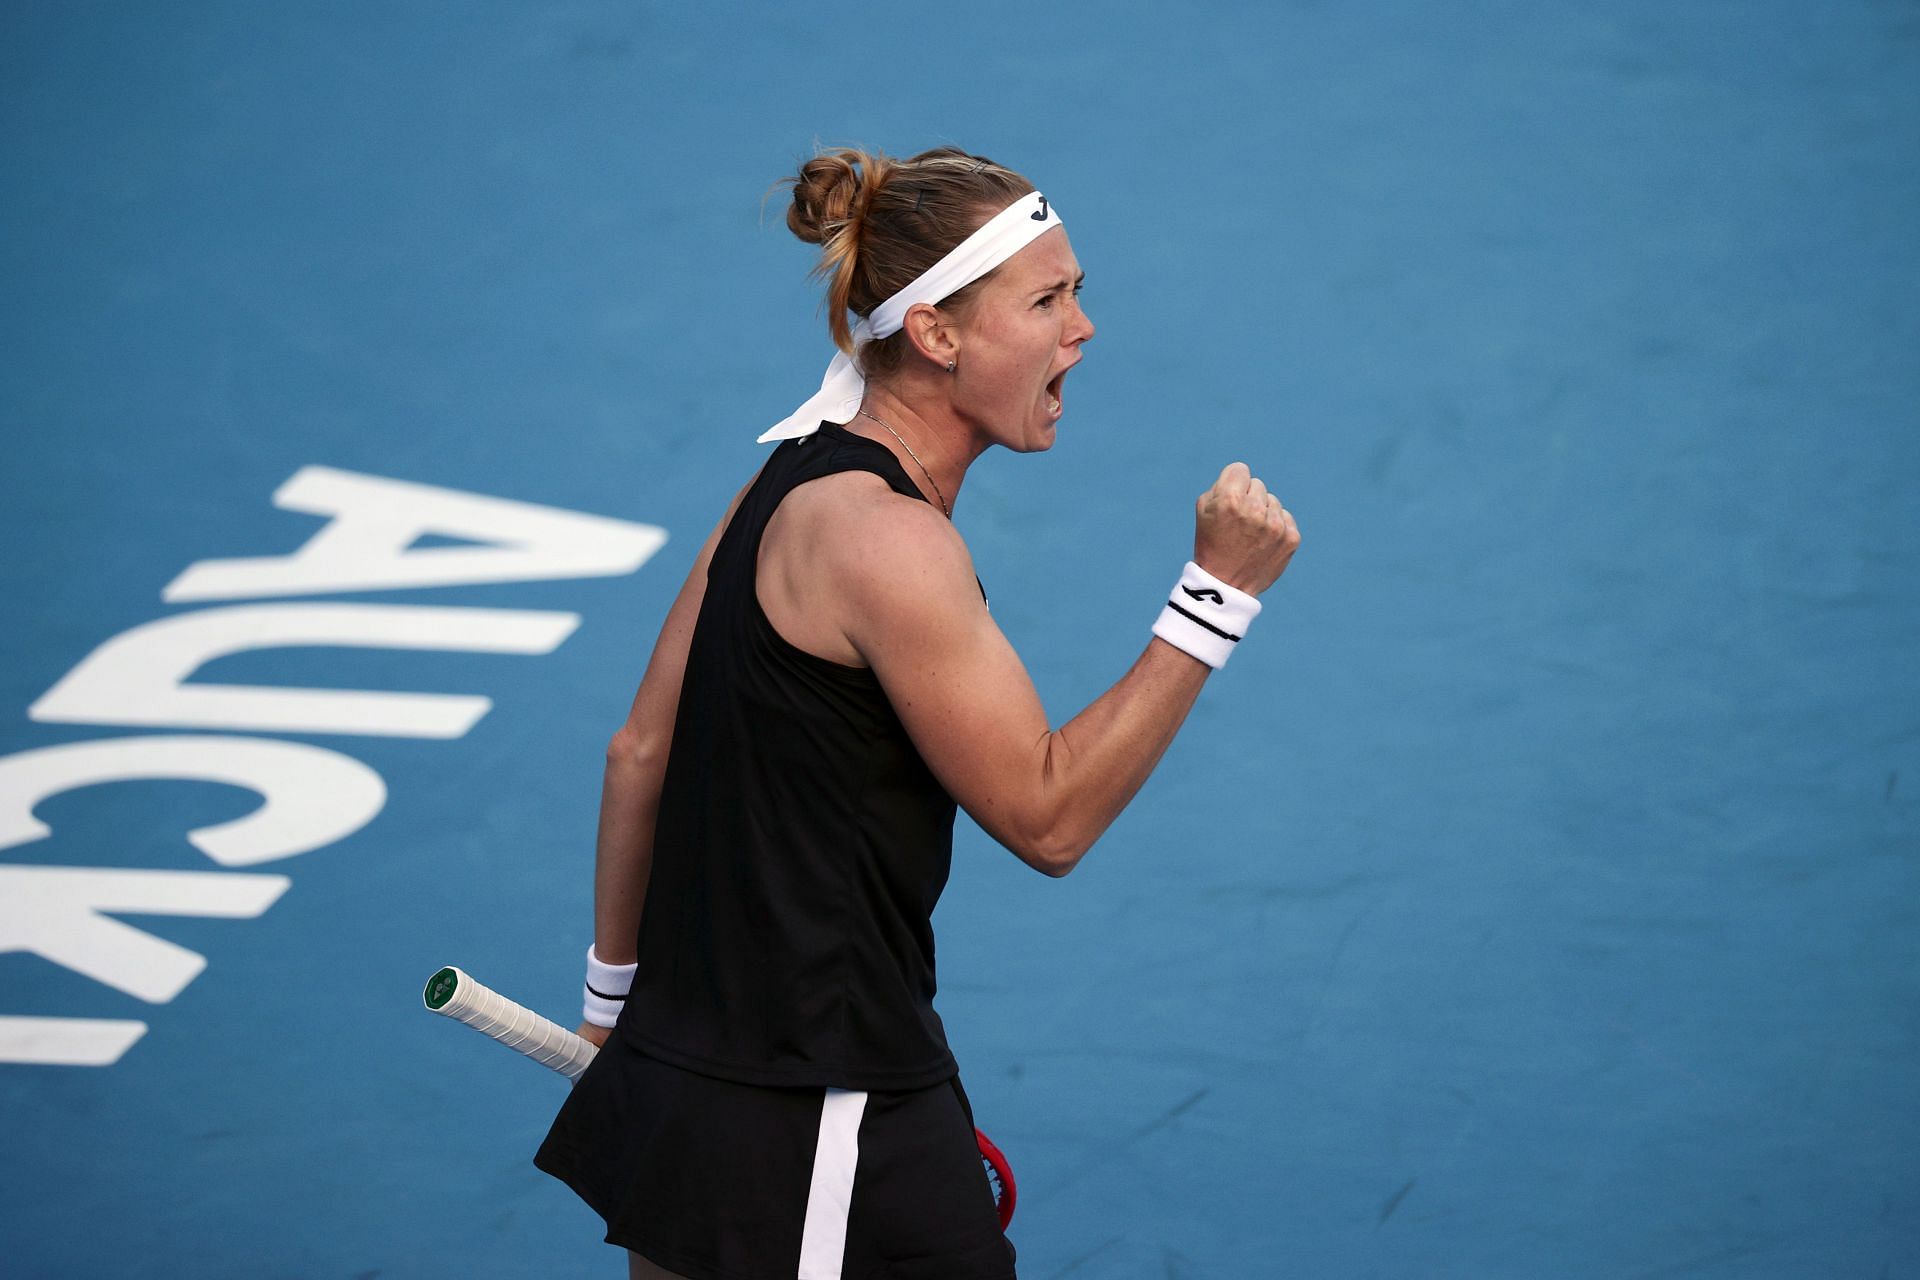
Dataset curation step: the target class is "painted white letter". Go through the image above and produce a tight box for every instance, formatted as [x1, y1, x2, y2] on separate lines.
[0, 865, 289, 1002]
[163, 465, 667, 601]
[0, 735, 386, 866]
[28, 603, 578, 737]
[0, 1015, 148, 1067]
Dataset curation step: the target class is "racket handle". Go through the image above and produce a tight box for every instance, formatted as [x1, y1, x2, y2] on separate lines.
[423, 965, 598, 1081]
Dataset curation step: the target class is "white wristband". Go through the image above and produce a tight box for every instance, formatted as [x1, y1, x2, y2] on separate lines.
[583, 945, 637, 1029]
[1152, 561, 1262, 668]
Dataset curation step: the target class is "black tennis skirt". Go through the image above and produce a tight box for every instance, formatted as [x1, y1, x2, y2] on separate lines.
[534, 1034, 1017, 1279]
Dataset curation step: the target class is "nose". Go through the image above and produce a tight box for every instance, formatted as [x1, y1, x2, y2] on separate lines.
[1068, 295, 1095, 346]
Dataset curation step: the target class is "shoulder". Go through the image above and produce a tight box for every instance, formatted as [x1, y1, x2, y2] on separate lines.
[789, 466, 967, 559]
[778, 469, 975, 616]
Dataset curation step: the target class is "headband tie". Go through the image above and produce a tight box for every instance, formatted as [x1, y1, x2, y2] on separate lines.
[760, 190, 1063, 443]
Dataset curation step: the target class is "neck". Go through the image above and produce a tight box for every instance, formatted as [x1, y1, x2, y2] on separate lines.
[850, 384, 984, 516]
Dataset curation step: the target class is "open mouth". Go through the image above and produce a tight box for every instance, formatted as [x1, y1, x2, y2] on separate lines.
[1045, 369, 1067, 415]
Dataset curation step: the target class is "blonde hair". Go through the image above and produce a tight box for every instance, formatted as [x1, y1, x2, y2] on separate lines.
[784, 145, 1036, 380]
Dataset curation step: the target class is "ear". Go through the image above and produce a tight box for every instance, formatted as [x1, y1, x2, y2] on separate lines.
[900, 301, 960, 371]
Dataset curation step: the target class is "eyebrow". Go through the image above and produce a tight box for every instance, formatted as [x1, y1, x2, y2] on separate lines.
[1036, 271, 1087, 295]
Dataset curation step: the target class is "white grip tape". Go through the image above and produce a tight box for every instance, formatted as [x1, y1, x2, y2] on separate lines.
[1152, 560, 1262, 668]
[424, 966, 599, 1081]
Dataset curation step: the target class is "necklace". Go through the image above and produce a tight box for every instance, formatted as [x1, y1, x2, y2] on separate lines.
[858, 408, 951, 518]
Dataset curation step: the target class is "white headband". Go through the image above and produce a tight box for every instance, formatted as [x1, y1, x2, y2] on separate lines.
[759, 190, 1063, 443]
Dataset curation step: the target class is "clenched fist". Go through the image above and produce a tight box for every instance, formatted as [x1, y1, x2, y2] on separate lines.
[1193, 462, 1301, 595]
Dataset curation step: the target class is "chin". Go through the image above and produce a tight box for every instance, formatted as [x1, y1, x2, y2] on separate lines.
[982, 406, 1059, 455]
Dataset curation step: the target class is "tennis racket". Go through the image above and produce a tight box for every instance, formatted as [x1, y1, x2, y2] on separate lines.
[420, 964, 1017, 1228]
[422, 965, 595, 1080]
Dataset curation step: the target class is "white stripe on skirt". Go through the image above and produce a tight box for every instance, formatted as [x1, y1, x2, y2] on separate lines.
[797, 1087, 869, 1279]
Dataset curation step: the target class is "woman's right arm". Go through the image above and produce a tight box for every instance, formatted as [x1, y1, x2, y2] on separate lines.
[839, 462, 1299, 879]
[576, 479, 751, 1046]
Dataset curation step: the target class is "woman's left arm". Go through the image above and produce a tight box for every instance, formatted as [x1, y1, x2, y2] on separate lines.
[576, 479, 750, 1044]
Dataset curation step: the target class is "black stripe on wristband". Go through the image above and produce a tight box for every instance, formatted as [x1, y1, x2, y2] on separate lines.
[1166, 599, 1242, 643]
[585, 983, 629, 1002]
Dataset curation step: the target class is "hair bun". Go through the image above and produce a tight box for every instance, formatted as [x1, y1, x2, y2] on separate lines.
[787, 149, 890, 245]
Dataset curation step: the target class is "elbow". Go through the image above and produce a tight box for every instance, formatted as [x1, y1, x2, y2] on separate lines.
[1013, 829, 1091, 878]
[1016, 735, 1092, 876]
[606, 723, 669, 774]
[1033, 852, 1083, 878]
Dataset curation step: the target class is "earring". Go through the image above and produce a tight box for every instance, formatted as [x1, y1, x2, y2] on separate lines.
[945, 359, 957, 374]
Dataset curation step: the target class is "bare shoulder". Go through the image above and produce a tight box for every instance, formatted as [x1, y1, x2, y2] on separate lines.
[758, 467, 976, 667]
[828, 488, 985, 673]
[777, 469, 974, 590]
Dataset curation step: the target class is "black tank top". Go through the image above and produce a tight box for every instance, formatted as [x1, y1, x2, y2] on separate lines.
[618, 422, 961, 1090]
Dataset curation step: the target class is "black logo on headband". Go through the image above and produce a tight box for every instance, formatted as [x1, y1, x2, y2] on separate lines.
[1182, 585, 1225, 605]
[1031, 195, 1049, 222]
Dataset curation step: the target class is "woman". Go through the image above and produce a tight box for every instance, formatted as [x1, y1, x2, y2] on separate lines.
[535, 145, 1300, 1280]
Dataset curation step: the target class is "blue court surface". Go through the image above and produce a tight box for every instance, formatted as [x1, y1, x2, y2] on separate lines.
[3, 3, 1916, 1277]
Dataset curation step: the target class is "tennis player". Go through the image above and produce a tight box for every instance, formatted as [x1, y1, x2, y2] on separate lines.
[534, 145, 1301, 1280]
